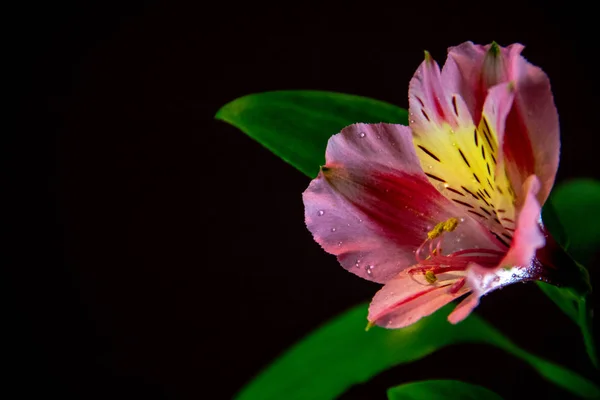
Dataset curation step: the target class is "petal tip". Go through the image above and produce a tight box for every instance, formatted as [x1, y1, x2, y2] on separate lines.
[424, 50, 433, 63]
[488, 41, 500, 56]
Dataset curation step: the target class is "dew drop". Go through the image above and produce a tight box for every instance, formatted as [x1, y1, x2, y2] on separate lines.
[376, 135, 382, 139]
[331, 227, 337, 232]
[511, 273, 517, 278]
[366, 265, 375, 276]
[317, 210, 325, 216]
[428, 165, 433, 169]
[337, 241, 342, 247]
[410, 119, 415, 124]
[359, 132, 366, 138]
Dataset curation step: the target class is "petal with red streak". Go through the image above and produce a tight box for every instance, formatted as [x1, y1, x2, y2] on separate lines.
[503, 58, 560, 204]
[458, 175, 545, 311]
[497, 175, 545, 269]
[303, 123, 499, 284]
[368, 270, 470, 329]
[409, 54, 515, 243]
[442, 41, 524, 122]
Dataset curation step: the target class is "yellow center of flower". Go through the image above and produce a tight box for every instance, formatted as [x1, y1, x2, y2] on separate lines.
[411, 110, 516, 247]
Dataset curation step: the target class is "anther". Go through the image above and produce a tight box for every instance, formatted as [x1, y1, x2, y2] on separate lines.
[443, 217, 459, 232]
[427, 222, 445, 240]
[425, 270, 437, 284]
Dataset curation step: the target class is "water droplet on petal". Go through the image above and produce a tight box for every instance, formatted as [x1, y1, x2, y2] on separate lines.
[359, 132, 366, 138]
[331, 227, 337, 232]
[366, 265, 375, 276]
[410, 119, 415, 124]
[317, 210, 325, 216]
[337, 241, 342, 247]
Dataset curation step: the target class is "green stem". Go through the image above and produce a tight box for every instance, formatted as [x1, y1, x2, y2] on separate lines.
[579, 297, 599, 369]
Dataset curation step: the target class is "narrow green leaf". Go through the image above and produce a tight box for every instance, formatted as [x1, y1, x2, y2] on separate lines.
[536, 282, 578, 323]
[215, 90, 408, 178]
[235, 303, 600, 400]
[387, 380, 503, 400]
[539, 179, 600, 367]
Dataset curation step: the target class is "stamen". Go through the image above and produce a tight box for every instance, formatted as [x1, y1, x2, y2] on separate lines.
[425, 270, 437, 284]
[449, 278, 466, 294]
[417, 217, 461, 263]
[408, 265, 469, 275]
[427, 221, 445, 240]
[449, 248, 504, 257]
[427, 217, 459, 240]
[443, 217, 459, 232]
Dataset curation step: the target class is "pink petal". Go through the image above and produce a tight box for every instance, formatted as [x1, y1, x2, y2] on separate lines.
[479, 82, 519, 234]
[368, 270, 470, 329]
[408, 54, 518, 243]
[461, 175, 546, 299]
[442, 41, 560, 204]
[303, 123, 499, 284]
[447, 293, 479, 324]
[409, 54, 464, 133]
[503, 59, 560, 205]
[448, 176, 545, 322]
[497, 175, 545, 269]
[442, 41, 524, 123]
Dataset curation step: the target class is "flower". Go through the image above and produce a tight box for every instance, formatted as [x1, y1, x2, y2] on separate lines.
[302, 42, 561, 329]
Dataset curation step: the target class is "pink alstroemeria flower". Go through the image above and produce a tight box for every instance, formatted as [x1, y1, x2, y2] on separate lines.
[303, 42, 561, 328]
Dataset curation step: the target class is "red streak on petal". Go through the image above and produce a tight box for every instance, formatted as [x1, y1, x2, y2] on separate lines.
[504, 106, 535, 179]
[339, 170, 448, 247]
[373, 286, 439, 322]
[433, 95, 447, 120]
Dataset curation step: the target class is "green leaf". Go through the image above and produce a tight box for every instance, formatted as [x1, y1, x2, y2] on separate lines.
[536, 282, 578, 323]
[539, 179, 600, 368]
[387, 380, 503, 400]
[235, 303, 600, 400]
[215, 90, 408, 178]
[543, 178, 600, 265]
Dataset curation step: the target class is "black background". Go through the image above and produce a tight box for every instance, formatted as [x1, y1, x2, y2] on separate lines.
[8, 1, 600, 399]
